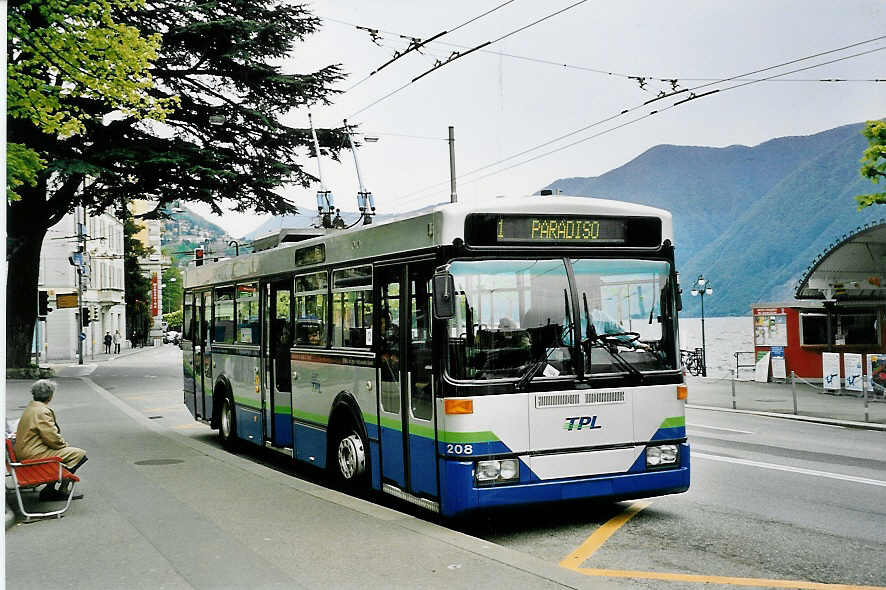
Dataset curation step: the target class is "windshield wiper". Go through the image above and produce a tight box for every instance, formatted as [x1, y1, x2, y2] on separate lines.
[581, 292, 645, 384]
[515, 324, 562, 391]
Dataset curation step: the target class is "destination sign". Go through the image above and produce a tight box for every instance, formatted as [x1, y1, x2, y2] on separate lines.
[495, 215, 627, 244]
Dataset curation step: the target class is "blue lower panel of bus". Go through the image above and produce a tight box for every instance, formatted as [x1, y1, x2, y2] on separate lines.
[273, 413, 293, 448]
[235, 406, 263, 444]
[438, 443, 690, 518]
[293, 422, 327, 469]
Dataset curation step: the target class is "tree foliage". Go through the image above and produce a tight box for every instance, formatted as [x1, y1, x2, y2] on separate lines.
[6, 0, 348, 366]
[7, 0, 171, 202]
[855, 120, 886, 209]
[124, 215, 153, 346]
[162, 265, 183, 314]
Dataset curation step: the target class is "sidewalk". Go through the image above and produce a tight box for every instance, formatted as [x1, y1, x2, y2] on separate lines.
[4, 375, 620, 590]
[685, 375, 886, 429]
[39, 343, 174, 376]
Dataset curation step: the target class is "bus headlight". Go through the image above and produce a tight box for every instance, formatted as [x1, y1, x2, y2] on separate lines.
[475, 459, 520, 485]
[646, 444, 679, 469]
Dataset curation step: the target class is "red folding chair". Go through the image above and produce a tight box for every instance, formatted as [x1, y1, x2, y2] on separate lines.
[5, 438, 80, 521]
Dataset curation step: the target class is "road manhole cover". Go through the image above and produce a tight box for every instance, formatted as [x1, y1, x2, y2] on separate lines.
[134, 459, 184, 466]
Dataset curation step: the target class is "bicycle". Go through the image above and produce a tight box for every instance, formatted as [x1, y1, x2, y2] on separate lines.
[681, 349, 702, 376]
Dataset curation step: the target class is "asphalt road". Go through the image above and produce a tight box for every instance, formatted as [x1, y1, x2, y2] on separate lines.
[90, 345, 886, 590]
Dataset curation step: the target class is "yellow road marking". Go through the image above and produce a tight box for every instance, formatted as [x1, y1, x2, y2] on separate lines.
[561, 502, 885, 589]
[560, 500, 651, 569]
[142, 406, 181, 412]
[574, 568, 886, 590]
[124, 394, 161, 400]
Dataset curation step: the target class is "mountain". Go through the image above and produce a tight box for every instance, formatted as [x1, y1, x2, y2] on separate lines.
[544, 121, 884, 316]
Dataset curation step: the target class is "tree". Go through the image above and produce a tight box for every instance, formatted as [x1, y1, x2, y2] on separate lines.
[856, 120, 886, 209]
[7, 0, 170, 202]
[162, 265, 183, 314]
[124, 216, 153, 347]
[7, 0, 347, 367]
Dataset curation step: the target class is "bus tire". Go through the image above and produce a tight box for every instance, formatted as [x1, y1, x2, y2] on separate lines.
[219, 393, 238, 451]
[331, 423, 368, 489]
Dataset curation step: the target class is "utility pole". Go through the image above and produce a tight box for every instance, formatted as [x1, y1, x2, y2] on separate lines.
[77, 205, 86, 365]
[448, 126, 457, 204]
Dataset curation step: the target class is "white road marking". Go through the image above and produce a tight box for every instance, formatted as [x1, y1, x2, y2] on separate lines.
[687, 423, 753, 434]
[694, 452, 886, 487]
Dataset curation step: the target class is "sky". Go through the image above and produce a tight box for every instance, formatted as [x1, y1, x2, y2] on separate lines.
[192, 0, 886, 238]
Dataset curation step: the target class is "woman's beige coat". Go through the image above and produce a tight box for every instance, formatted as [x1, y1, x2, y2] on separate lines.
[14, 400, 86, 468]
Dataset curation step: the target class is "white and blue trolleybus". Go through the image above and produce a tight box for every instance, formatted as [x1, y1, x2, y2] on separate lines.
[181, 196, 690, 517]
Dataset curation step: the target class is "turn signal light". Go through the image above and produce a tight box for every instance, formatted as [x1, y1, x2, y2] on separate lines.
[444, 399, 473, 415]
[677, 384, 688, 400]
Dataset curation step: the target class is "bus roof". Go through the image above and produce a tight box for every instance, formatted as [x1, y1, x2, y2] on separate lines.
[183, 195, 674, 289]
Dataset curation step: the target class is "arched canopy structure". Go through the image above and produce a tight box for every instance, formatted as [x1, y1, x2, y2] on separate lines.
[795, 221, 886, 301]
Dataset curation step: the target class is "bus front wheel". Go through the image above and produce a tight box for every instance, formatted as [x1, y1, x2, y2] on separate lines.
[333, 427, 367, 487]
[219, 395, 238, 450]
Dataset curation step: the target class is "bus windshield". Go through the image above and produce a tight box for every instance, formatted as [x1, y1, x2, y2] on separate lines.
[445, 258, 677, 382]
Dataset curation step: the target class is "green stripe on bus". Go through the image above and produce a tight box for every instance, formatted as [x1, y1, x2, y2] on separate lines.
[293, 409, 328, 426]
[659, 416, 685, 429]
[367, 414, 499, 444]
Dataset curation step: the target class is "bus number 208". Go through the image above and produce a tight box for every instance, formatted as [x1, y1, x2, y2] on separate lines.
[447, 444, 473, 455]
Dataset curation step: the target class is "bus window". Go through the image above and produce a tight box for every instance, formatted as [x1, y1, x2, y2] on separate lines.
[236, 283, 259, 344]
[295, 271, 327, 346]
[183, 300, 193, 341]
[214, 286, 235, 344]
[332, 266, 373, 348]
[379, 274, 400, 414]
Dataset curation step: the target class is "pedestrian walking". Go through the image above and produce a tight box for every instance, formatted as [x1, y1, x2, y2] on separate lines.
[15, 380, 88, 500]
[104, 331, 112, 354]
[113, 329, 121, 354]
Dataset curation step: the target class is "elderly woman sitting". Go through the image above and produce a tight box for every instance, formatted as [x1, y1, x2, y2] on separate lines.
[15, 379, 88, 501]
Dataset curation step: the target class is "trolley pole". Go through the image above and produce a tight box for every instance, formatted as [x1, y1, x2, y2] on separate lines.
[448, 126, 457, 204]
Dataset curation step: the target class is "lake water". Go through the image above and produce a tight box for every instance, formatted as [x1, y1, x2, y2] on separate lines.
[678, 316, 754, 379]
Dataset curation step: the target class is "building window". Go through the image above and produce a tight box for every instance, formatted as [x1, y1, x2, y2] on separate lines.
[800, 311, 879, 346]
[800, 313, 828, 345]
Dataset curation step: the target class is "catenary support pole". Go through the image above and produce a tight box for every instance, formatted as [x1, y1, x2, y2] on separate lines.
[449, 126, 457, 203]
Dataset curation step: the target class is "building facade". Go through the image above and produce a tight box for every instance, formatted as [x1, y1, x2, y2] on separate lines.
[38, 206, 126, 361]
[131, 200, 164, 346]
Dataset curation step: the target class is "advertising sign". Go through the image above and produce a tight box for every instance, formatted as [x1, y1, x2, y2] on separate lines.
[843, 353, 863, 392]
[755, 351, 771, 383]
[151, 272, 159, 317]
[822, 352, 841, 390]
[753, 313, 787, 347]
[56, 293, 79, 309]
[771, 346, 786, 380]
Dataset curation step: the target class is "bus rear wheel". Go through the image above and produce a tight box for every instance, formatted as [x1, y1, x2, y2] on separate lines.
[219, 395, 238, 450]
[333, 427, 367, 487]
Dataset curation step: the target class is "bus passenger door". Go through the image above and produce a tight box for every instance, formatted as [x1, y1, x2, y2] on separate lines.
[264, 280, 294, 447]
[182, 293, 196, 417]
[196, 291, 209, 419]
[377, 262, 439, 500]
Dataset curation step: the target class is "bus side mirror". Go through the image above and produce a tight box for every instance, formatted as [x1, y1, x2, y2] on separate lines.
[432, 273, 456, 319]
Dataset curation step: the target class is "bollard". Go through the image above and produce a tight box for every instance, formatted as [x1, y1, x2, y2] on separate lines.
[864, 384, 870, 423]
[791, 371, 798, 415]
[731, 369, 736, 410]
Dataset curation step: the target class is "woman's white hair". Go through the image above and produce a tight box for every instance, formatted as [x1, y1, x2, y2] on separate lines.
[31, 379, 57, 402]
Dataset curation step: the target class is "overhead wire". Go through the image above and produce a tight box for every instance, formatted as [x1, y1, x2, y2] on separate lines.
[348, 0, 591, 117]
[393, 41, 886, 205]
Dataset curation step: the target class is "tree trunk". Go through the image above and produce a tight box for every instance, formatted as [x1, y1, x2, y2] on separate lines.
[7, 187, 51, 368]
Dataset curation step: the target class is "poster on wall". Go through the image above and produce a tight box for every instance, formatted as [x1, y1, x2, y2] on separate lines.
[753, 312, 787, 347]
[821, 352, 841, 390]
[870, 355, 886, 398]
[843, 353, 863, 392]
[770, 346, 786, 379]
[755, 351, 771, 383]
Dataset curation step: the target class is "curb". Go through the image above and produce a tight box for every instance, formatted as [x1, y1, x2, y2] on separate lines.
[686, 403, 886, 431]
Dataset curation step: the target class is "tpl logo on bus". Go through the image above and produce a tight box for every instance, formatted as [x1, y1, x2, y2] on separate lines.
[563, 416, 602, 431]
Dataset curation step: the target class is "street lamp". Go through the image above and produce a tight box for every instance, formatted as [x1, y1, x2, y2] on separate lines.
[690, 274, 714, 377]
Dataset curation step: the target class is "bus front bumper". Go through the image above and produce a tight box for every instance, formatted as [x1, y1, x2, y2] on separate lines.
[438, 443, 690, 518]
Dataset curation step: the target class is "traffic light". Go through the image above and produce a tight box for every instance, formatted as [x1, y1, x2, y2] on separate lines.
[82, 308, 91, 326]
[38, 291, 49, 316]
[195, 247, 204, 267]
